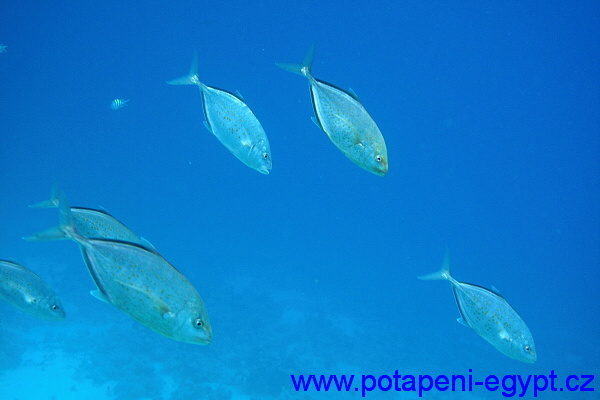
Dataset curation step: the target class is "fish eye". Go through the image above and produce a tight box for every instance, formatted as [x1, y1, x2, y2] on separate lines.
[263, 153, 269, 159]
[193, 318, 204, 328]
[375, 155, 382, 163]
[51, 305, 59, 310]
[524, 345, 531, 352]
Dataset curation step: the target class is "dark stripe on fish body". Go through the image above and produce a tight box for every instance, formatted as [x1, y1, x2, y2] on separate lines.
[207, 85, 245, 102]
[82, 248, 110, 299]
[452, 286, 471, 327]
[462, 282, 506, 299]
[200, 92, 212, 131]
[72, 206, 113, 217]
[309, 86, 324, 130]
[314, 78, 360, 101]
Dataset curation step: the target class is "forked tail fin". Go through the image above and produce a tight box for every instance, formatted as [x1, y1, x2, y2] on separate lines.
[28, 184, 61, 209]
[275, 43, 316, 78]
[167, 51, 200, 86]
[23, 187, 77, 242]
[417, 248, 452, 281]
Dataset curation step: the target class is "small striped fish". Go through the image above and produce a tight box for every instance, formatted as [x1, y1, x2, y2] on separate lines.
[110, 98, 129, 110]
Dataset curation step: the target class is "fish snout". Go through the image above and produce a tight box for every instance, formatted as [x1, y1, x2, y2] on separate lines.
[43, 306, 66, 321]
[195, 330, 212, 345]
[527, 347, 537, 363]
[45, 300, 66, 320]
[379, 157, 389, 175]
[369, 154, 388, 176]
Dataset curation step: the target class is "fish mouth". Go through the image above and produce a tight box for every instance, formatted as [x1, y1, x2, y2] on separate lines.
[193, 329, 213, 345]
[258, 166, 271, 175]
[371, 160, 388, 176]
[195, 335, 212, 345]
[520, 352, 536, 364]
[380, 161, 389, 176]
[44, 313, 67, 321]
[371, 168, 387, 177]
[41, 308, 67, 321]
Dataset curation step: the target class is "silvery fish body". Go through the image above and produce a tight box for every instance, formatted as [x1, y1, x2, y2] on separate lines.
[25, 189, 212, 345]
[79, 238, 211, 345]
[0, 260, 65, 320]
[70, 207, 152, 247]
[28, 192, 156, 252]
[276, 45, 388, 176]
[168, 53, 272, 174]
[418, 252, 536, 363]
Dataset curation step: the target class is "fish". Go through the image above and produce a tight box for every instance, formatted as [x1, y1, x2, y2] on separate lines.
[167, 52, 272, 174]
[0, 45, 7, 54]
[27, 186, 156, 252]
[0, 260, 66, 320]
[276, 44, 388, 176]
[26, 189, 212, 345]
[418, 251, 536, 363]
[110, 99, 129, 110]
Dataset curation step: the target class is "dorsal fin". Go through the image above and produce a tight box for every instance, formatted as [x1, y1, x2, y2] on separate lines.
[347, 87, 360, 101]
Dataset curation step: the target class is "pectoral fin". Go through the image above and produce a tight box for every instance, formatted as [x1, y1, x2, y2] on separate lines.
[162, 311, 176, 321]
[114, 279, 172, 315]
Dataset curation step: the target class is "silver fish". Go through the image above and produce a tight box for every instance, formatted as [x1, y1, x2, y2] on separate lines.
[27, 187, 156, 252]
[26, 190, 212, 345]
[276, 45, 388, 176]
[0, 45, 7, 54]
[0, 260, 65, 320]
[80, 239, 212, 345]
[418, 251, 536, 363]
[167, 52, 272, 174]
[110, 98, 129, 110]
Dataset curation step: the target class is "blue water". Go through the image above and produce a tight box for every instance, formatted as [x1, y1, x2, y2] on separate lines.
[1, 1, 599, 399]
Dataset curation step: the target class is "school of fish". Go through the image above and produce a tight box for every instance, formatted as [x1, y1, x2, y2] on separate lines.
[0, 44, 536, 362]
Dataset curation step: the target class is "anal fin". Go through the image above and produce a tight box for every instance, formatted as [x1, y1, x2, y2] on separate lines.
[90, 290, 111, 304]
[457, 317, 469, 328]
